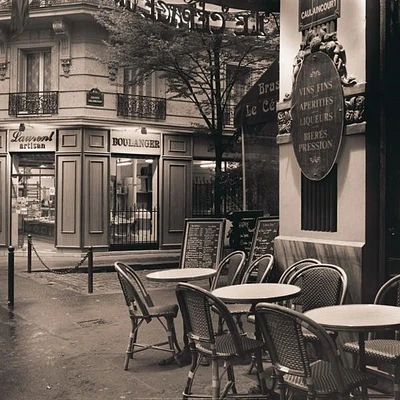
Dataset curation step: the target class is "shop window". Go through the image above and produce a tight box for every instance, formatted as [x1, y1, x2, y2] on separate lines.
[11, 154, 56, 248]
[301, 165, 338, 232]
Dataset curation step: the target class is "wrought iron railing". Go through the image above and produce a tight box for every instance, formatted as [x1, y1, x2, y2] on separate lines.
[110, 205, 159, 250]
[192, 177, 242, 217]
[9, 91, 59, 116]
[117, 94, 166, 120]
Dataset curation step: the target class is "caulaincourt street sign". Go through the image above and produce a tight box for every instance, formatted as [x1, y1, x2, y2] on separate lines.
[299, 0, 340, 30]
[291, 51, 344, 181]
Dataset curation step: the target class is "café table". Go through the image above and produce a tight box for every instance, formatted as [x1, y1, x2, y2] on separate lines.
[305, 304, 400, 398]
[212, 283, 301, 394]
[146, 267, 217, 365]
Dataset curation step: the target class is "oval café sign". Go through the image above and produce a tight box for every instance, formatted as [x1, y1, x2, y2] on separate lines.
[291, 51, 344, 181]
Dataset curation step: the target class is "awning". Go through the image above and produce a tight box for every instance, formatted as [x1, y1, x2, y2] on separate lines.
[200, 0, 280, 12]
[234, 58, 279, 129]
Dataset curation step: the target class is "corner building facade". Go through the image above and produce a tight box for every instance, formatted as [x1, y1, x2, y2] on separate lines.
[0, 0, 228, 252]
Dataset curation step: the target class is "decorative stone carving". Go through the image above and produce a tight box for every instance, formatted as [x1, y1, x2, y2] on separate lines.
[0, 27, 7, 79]
[285, 25, 356, 100]
[277, 110, 291, 135]
[53, 20, 71, 77]
[0, 62, 7, 80]
[108, 63, 118, 81]
[345, 95, 365, 124]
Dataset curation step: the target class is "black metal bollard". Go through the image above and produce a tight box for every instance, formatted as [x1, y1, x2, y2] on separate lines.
[27, 234, 32, 273]
[8, 246, 15, 307]
[88, 247, 94, 294]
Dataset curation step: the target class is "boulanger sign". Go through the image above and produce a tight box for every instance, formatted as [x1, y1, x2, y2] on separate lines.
[291, 51, 344, 181]
[111, 130, 161, 155]
[299, 0, 340, 30]
[8, 126, 56, 151]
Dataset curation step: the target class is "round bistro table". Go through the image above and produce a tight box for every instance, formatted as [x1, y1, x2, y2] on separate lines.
[146, 267, 217, 283]
[305, 304, 400, 398]
[146, 267, 217, 366]
[212, 282, 301, 308]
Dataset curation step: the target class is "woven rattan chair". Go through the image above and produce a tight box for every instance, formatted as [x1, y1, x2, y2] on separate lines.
[278, 258, 321, 284]
[115, 262, 181, 370]
[285, 263, 348, 352]
[210, 250, 247, 291]
[176, 282, 269, 400]
[228, 254, 275, 333]
[255, 302, 376, 400]
[241, 254, 275, 285]
[343, 274, 400, 400]
[286, 263, 348, 312]
[210, 250, 247, 335]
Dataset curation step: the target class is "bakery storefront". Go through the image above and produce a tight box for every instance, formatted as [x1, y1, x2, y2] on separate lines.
[0, 126, 193, 252]
[9, 125, 56, 249]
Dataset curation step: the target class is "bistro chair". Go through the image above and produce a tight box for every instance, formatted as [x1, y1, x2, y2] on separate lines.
[277, 258, 321, 284]
[286, 263, 348, 312]
[343, 273, 400, 400]
[285, 263, 348, 358]
[114, 262, 181, 370]
[228, 254, 275, 333]
[255, 302, 376, 400]
[210, 250, 247, 291]
[210, 250, 247, 334]
[176, 282, 268, 400]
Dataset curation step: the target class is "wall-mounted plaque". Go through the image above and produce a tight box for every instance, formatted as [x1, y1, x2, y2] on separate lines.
[291, 51, 344, 181]
[86, 88, 104, 106]
[299, 0, 340, 31]
[247, 217, 279, 265]
[180, 218, 226, 269]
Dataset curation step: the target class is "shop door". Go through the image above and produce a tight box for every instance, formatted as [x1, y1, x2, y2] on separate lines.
[11, 154, 55, 249]
[109, 156, 159, 250]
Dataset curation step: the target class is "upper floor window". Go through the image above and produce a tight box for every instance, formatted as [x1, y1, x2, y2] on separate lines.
[226, 65, 252, 105]
[20, 49, 51, 93]
[123, 69, 165, 98]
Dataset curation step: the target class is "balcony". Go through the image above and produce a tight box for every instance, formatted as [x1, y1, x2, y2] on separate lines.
[0, 0, 98, 10]
[117, 94, 166, 120]
[9, 91, 59, 116]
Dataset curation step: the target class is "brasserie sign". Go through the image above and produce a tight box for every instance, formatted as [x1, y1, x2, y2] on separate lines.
[299, 0, 340, 30]
[291, 51, 344, 181]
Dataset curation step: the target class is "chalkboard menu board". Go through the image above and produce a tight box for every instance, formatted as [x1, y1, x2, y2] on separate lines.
[180, 218, 226, 269]
[248, 217, 279, 265]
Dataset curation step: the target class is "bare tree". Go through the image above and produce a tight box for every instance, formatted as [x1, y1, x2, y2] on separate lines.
[95, 0, 278, 216]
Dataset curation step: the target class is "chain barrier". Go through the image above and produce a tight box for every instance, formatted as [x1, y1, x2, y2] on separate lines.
[27, 236, 90, 275]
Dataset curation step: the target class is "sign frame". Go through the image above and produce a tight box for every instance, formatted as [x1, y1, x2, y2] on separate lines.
[180, 218, 226, 269]
[291, 51, 344, 181]
[247, 216, 279, 265]
[298, 0, 340, 31]
[86, 88, 104, 107]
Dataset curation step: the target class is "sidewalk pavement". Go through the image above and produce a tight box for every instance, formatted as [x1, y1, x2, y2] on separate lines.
[0, 248, 263, 400]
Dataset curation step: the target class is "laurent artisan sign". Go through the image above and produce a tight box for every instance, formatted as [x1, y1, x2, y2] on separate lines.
[299, 0, 340, 30]
[291, 51, 344, 181]
[8, 126, 56, 152]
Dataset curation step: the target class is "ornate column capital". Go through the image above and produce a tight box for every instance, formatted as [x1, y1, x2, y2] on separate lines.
[53, 19, 71, 77]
